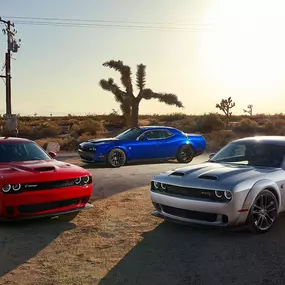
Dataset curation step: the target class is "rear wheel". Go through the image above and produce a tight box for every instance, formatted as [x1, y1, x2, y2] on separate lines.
[107, 148, 127, 168]
[247, 189, 278, 234]
[176, 145, 194, 163]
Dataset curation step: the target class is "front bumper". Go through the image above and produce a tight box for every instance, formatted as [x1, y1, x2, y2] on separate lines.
[77, 149, 105, 163]
[150, 191, 249, 227]
[0, 184, 92, 220]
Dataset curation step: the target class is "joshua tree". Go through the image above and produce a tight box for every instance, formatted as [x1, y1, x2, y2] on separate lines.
[215, 97, 235, 130]
[243, 104, 253, 116]
[99, 60, 183, 127]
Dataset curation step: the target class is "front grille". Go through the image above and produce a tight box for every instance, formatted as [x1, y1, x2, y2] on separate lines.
[151, 182, 229, 202]
[161, 205, 217, 222]
[18, 198, 81, 214]
[4, 176, 92, 194]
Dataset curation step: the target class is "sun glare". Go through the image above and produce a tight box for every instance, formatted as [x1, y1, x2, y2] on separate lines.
[197, 1, 285, 92]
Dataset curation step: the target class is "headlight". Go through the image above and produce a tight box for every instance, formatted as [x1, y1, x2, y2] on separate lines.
[161, 183, 167, 190]
[152, 181, 167, 191]
[224, 191, 233, 200]
[215, 190, 223, 198]
[12, 184, 21, 191]
[82, 176, 90, 184]
[2, 184, 11, 193]
[154, 181, 160, 189]
[88, 147, 96, 152]
[74, 177, 81, 184]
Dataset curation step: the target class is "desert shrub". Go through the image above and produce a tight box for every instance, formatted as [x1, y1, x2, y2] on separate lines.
[233, 118, 259, 134]
[204, 130, 237, 152]
[71, 119, 106, 136]
[259, 120, 277, 135]
[171, 118, 197, 133]
[159, 113, 187, 122]
[196, 113, 224, 133]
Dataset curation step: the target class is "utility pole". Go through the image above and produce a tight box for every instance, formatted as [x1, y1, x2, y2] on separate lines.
[0, 17, 20, 136]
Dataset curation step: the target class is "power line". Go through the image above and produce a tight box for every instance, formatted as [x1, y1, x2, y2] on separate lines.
[12, 20, 213, 32]
[3, 15, 212, 27]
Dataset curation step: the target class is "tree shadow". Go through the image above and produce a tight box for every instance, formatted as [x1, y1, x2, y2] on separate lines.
[99, 218, 285, 285]
[0, 218, 76, 277]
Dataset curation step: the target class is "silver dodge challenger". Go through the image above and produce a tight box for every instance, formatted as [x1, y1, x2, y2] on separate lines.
[150, 136, 285, 234]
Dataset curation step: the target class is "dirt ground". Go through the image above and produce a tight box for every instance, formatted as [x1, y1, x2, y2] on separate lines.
[0, 187, 161, 285]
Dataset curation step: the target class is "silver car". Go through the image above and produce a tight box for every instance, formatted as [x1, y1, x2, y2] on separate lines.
[150, 136, 285, 234]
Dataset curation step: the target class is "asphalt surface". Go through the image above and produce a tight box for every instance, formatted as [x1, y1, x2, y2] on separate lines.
[58, 152, 210, 199]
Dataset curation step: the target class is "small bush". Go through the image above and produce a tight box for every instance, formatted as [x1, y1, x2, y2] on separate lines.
[196, 113, 224, 133]
[233, 118, 259, 134]
[204, 130, 237, 152]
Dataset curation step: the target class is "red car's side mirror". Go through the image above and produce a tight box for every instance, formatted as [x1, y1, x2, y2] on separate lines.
[48, 151, 57, 159]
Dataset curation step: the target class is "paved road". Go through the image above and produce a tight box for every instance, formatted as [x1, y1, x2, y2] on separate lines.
[57, 153, 210, 199]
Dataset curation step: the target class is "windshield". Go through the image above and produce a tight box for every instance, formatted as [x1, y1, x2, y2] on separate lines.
[0, 141, 51, 163]
[115, 128, 144, 140]
[210, 141, 285, 168]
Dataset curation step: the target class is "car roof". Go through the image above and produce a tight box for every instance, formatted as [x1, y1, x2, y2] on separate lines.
[138, 126, 179, 131]
[0, 137, 32, 143]
[234, 136, 285, 146]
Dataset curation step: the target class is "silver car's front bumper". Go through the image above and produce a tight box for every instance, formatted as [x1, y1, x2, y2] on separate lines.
[150, 191, 250, 227]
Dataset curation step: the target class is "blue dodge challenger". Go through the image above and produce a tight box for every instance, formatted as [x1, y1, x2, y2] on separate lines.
[78, 126, 206, 167]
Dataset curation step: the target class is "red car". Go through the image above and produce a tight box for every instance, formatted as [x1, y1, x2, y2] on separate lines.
[0, 137, 93, 221]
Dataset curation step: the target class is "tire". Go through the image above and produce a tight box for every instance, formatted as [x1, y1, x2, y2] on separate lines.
[176, 145, 194, 163]
[107, 148, 127, 168]
[58, 211, 80, 222]
[247, 189, 278, 234]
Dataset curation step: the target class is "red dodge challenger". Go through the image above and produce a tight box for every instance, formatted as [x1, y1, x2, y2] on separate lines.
[0, 137, 93, 221]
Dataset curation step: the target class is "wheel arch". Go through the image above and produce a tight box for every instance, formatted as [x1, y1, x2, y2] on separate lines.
[242, 179, 281, 213]
[105, 146, 128, 162]
[176, 142, 195, 156]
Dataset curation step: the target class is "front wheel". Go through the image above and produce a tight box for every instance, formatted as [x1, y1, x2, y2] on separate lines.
[247, 189, 278, 234]
[107, 148, 127, 168]
[176, 145, 194, 163]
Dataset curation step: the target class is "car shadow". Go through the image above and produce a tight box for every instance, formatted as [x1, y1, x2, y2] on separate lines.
[0, 218, 76, 277]
[99, 218, 285, 285]
[81, 159, 182, 170]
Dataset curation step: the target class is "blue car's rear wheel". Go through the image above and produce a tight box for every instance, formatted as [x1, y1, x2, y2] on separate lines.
[177, 145, 194, 163]
[107, 148, 127, 168]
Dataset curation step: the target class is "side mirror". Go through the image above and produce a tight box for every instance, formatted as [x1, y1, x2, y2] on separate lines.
[48, 151, 57, 159]
[209, 153, 216, 159]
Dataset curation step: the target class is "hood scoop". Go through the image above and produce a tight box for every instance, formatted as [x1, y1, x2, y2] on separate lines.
[170, 172, 185, 177]
[34, 166, 55, 172]
[198, 174, 218, 181]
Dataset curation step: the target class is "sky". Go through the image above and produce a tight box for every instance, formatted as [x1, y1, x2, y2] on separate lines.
[1, 0, 285, 116]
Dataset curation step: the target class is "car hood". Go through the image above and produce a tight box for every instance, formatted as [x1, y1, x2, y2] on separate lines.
[85, 138, 119, 146]
[154, 162, 279, 191]
[0, 159, 89, 184]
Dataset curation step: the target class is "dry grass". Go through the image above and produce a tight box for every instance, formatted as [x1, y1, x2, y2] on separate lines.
[0, 186, 161, 285]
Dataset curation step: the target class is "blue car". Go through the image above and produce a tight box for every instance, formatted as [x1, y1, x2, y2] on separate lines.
[78, 126, 206, 167]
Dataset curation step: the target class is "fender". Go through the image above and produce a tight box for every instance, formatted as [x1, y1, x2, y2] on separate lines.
[242, 179, 281, 212]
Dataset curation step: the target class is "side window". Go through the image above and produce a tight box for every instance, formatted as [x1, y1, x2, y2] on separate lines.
[161, 130, 173, 139]
[233, 145, 246, 156]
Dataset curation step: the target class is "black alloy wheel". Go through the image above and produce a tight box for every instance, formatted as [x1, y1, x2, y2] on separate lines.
[107, 148, 127, 168]
[177, 145, 194, 163]
[248, 189, 278, 234]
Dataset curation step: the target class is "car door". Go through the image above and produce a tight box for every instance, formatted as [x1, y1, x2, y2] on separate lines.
[155, 130, 178, 158]
[128, 130, 161, 160]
